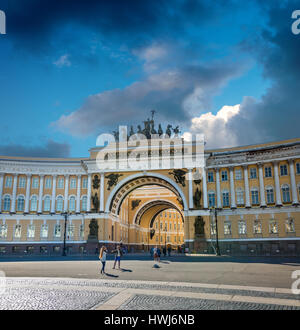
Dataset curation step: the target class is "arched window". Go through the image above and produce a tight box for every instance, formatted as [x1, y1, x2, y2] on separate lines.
[56, 196, 63, 212]
[282, 185, 291, 203]
[17, 196, 25, 212]
[82, 196, 87, 211]
[44, 196, 51, 212]
[30, 195, 37, 212]
[3, 195, 11, 211]
[69, 196, 76, 212]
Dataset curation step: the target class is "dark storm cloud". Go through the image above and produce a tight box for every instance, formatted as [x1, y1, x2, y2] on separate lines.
[2, 0, 236, 53]
[0, 140, 71, 157]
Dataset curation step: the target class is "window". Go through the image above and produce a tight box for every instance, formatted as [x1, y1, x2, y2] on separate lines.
[14, 224, 22, 238]
[5, 176, 12, 188]
[250, 168, 257, 179]
[45, 178, 52, 189]
[19, 177, 26, 188]
[57, 178, 64, 189]
[27, 225, 35, 238]
[30, 196, 38, 212]
[69, 196, 76, 212]
[0, 224, 7, 239]
[32, 177, 39, 188]
[44, 196, 51, 212]
[208, 192, 215, 207]
[238, 220, 247, 235]
[67, 224, 75, 239]
[269, 220, 278, 234]
[41, 225, 48, 238]
[207, 171, 214, 182]
[235, 169, 242, 180]
[3, 195, 11, 211]
[280, 164, 288, 176]
[286, 219, 295, 233]
[236, 189, 244, 205]
[54, 224, 61, 238]
[265, 167, 272, 178]
[224, 222, 231, 235]
[251, 189, 259, 205]
[266, 187, 274, 204]
[160, 222, 162, 229]
[210, 222, 216, 235]
[282, 185, 291, 203]
[169, 223, 172, 230]
[70, 178, 77, 189]
[79, 224, 84, 239]
[296, 163, 300, 174]
[221, 171, 228, 181]
[82, 178, 88, 189]
[222, 191, 230, 207]
[56, 196, 63, 212]
[17, 196, 25, 212]
[82, 196, 87, 211]
[253, 220, 262, 234]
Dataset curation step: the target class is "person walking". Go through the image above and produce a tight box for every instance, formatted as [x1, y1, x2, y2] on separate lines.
[157, 246, 161, 262]
[167, 246, 171, 257]
[112, 245, 123, 270]
[99, 246, 107, 275]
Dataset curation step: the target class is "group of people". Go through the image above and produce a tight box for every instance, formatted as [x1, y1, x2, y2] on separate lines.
[150, 246, 172, 261]
[99, 245, 123, 274]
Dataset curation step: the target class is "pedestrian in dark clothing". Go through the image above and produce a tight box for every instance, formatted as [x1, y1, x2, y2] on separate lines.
[163, 247, 166, 257]
[168, 246, 171, 256]
[112, 245, 123, 270]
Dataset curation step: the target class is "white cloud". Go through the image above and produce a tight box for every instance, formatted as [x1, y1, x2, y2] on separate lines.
[53, 54, 71, 68]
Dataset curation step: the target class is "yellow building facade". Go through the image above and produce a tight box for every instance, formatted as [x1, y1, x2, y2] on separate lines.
[0, 136, 299, 256]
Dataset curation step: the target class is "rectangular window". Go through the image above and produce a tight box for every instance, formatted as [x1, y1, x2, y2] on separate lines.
[19, 177, 26, 188]
[32, 177, 39, 188]
[79, 224, 84, 239]
[224, 222, 231, 235]
[82, 178, 88, 189]
[266, 188, 274, 204]
[280, 164, 288, 176]
[210, 222, 216, 235]
[253, 220, 262, 234]
[57, 178, 64, 189]
[14, 224, 22, 239]
[235, 169, 242, 180]
[296, 163, 300, 174]
[5, 176, 12, 188]
[250, 168, 257, 179]
[222, 192, 230, 207]
[269, 220, 278, 234]
[251, 190, 259, 205]
[207, 171, 214, 182]
[208, 193, 215, 207]
[67, 224, 75, 239]
[70, 178, 77, 189]
[238, 220, 247, 235]
[221, 170, 228, 181]
[0, 224, 7, 239]
[285, 219, 295, 233]
[41, 225, 48, 238]
[45, 178, 52, 189]
[27, 225, 35, 238]
[265, 167, 272, 178]
[236, 190, 244, 205]
[54, 224, 61, 238]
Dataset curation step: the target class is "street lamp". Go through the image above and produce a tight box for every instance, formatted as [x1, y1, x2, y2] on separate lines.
[210, 207, 221, 256]
[61, 212, 70, 256]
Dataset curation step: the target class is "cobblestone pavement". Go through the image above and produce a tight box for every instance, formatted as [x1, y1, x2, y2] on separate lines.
[0, 277, 300, 310]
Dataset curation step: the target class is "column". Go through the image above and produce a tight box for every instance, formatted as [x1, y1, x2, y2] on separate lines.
[258, 163, 266, 207]
[63, 175, 69, 212]
[215, 168, 222, 208]
[0, 173, 4, 213]
[10, 174, 18, 213]
[37, 175, 44, 213]
[202, 167, 208, 209]
[188, 169, 194, 209]
[273, 162, 282, 206]
[243, 165, 251, 208]
[50, 175, 57, 214]
[24, 174, 31, 213]
[289, 159, 299, 205]
[100, 172, 105, 212]
[229, 167, 236, 209]
[76, 175, 81, 213]
[87, 174, 92, 212]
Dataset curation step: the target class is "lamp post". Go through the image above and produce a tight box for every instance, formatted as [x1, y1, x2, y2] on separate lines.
[211, 207, 221, 256]
[61, 212, 69, 256]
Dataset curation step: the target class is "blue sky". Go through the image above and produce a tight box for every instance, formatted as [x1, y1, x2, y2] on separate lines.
[0, 0, 299, 157]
